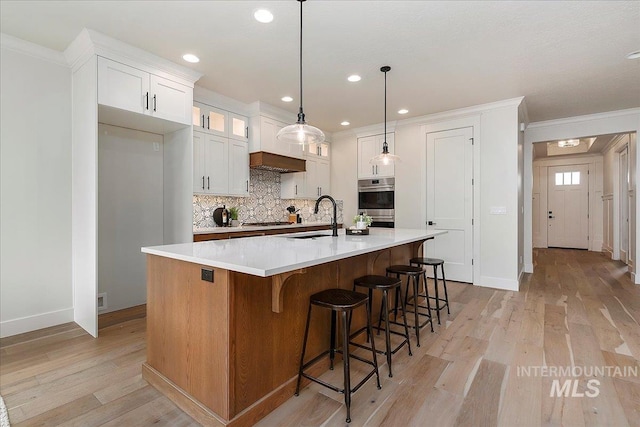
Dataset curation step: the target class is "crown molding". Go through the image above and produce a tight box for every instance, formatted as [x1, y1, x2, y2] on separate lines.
[64, 28, 202, 86]
[333, 97, 524, 139]
[194, 86, 250, 116]
[527, 108, 640, 129]
[1, 32, 67, 67]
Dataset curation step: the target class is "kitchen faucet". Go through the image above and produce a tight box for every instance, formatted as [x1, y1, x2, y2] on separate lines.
[314, 195, 338, 237]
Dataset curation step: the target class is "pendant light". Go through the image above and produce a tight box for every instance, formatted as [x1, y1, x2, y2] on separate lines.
[370, 66, 400, 165]
[276, 0, 325, 145]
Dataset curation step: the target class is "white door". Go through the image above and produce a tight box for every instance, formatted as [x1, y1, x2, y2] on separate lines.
[205, 135, 229, 194]
[149, 74, 192, 125]
[97, 57, 149, 115]
[547, 165, 589, 249]
[317, 159, 330, 195]
[426, 127, 473, 283]
[193, 131, 206, 193]
[620, 147, 629, 263]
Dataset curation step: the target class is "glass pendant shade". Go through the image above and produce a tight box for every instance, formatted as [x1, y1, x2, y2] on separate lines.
[370, 141, 400, 165]
[277, 113, 325, 145]
[277, 0, 324, 145]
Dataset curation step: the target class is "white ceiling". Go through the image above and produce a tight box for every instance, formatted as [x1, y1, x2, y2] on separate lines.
[533, 133, 618, 159]
[1, 1, 639, 132]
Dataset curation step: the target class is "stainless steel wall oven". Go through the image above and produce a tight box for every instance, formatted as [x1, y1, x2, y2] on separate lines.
[357, 177, 395, 228]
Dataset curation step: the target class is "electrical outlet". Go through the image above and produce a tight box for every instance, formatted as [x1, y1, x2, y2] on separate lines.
[153, 142, 160, 152]
[201, 268, 214, 283]
[97, 292, 107, 311]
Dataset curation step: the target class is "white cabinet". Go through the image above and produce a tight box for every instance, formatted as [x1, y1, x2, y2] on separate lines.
[228, 139, 250, 196]
[357, 134, 394, 178]
[249, 116, 304, 159]
[192, 102, 249, 142]
[193, 131, 229, 194]
[194, 130, 249, 196]
[281, 144, 330, 199]
[98, 57, 192, 125]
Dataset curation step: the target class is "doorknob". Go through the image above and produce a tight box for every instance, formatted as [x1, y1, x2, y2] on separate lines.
[428, 221, 436, 225]
[548, 215, 554, 219]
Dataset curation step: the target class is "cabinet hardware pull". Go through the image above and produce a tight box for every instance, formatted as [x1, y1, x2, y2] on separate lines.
[295, 184, 297, 195]
[207, 176, 210, 190]
[202, 114, 205, 128]
[246, 180, 249, 192]
[202, 176, 205, 190]
[145, 92, 149, 110]
[245, 127, 248, 138]
[153, 95, 157, 112]
[207, 116, 210, 130]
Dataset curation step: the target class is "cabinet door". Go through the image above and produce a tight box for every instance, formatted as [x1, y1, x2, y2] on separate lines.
[305, 157, 320, 198]
[357, 136, 377, 178]
[278, 119, 305, 159]
[149, 74, 192, 125]
[228, 140, 249, 196]
[281, 172, 306, 199]
[229, 113, 249, 142]
[98, 57, 149, 115]
[205, 135, 229, 194]
[259, 117, 280, 154]
[317, 159, 330, 196]
[193, 131, 206, 193]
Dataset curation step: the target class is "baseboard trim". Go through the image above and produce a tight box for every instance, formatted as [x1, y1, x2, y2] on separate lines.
[98, 304, 146, 330]
[591, 240, 603, 252]
[476, 276, 519, 292]
[0, 307, 74, 338]
[524, 263, 534, 273]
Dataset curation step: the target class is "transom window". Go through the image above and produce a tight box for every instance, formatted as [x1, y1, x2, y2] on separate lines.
[555, 171, 580, 186]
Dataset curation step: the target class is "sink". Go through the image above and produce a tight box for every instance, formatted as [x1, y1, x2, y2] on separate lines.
[288, 234, 332, 239]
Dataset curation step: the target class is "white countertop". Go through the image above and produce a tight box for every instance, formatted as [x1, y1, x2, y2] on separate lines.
[193, 222, 334, 235]
[143, 228, 446, 277]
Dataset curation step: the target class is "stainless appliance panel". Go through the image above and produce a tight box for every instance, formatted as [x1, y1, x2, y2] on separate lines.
[357, 178, 395, 228]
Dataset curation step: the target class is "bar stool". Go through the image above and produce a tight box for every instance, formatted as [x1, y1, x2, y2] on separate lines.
[410, 257, 450, 324]
[386, 265, 434, 347]
[295, 288, 381, 424]
[352, 275, 412, 378]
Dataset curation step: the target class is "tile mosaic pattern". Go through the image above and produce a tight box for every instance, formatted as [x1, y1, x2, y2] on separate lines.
[193, 169, 343, 229]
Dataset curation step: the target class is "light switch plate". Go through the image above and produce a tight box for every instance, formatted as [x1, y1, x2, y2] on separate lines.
[490, 206, 507, 215]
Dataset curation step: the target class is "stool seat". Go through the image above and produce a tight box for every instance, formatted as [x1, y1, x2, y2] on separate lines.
[354, 275, 401, 290]
[311, 289, 368, 311]
[386, 265, 423, 275]
[409, 257, 444, 266]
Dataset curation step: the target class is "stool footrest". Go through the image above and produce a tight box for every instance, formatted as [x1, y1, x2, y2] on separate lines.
[350, 326, 411, 356]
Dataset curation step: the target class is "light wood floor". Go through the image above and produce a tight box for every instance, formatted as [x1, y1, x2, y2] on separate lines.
[1, 249, 639, 426]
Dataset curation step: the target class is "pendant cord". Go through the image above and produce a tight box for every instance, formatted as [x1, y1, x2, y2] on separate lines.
[384, 69, 387, 144]
[298, 0, 303, 116]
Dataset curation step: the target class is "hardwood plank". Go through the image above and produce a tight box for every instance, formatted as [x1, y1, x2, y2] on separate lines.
[13, 393, 102, 427]
[454, 359, 507, 427]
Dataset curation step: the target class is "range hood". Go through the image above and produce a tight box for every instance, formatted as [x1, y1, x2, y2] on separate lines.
[249, 152, 306, 173]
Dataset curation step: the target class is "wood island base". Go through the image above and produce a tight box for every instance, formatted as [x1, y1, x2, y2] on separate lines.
[144, 240, 423, 426]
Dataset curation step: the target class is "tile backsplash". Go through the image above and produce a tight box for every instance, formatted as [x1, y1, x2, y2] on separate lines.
[193, 169, 343, 229]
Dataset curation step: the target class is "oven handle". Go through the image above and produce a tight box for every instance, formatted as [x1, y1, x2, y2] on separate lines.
[358, 186, 395, 192]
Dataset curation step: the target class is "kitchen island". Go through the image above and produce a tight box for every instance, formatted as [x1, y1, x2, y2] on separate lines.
[141, 228, 445, 426]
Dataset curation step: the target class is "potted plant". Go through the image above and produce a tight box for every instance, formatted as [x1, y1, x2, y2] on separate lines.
[353, 213, 373, 229]
[229, 207, 240, 227]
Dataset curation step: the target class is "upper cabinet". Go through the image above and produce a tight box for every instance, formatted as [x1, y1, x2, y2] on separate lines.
[357, 134, 395, 178]
[249, 116, 304, 160]
[97, 57, 192, 125]
[192, 102, 249, 142]
[281, 142, 330, 199]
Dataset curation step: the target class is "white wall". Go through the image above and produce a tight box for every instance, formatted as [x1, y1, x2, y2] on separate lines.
[525, 108, 640, 284]
[98, 124, 164, 313]
[0, 38, 73, 337]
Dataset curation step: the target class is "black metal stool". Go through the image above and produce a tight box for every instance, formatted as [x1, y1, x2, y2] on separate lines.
[410, 257, 450, 324]
[385, 265, 434, 347]
[295, 288, 381, 424]
[352, 275, 412, 378]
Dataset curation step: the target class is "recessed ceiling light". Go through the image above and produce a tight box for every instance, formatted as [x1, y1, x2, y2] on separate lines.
[281, 96, 293, 102]
[627, 50, 640, 60]
[254, 9, 274, 23]
[182, 54, 199, 63]
[341, 121, 350, 126]
[347, 75, 361, 82]
[398, 109, 409, 114]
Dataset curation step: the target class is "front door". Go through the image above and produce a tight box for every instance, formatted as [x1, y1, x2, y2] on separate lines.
[426, 127, 474, 283]
[547, 165, 589, 249]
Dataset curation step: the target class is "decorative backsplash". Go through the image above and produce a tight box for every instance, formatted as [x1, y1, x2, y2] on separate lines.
[193, 169, 343, 229]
